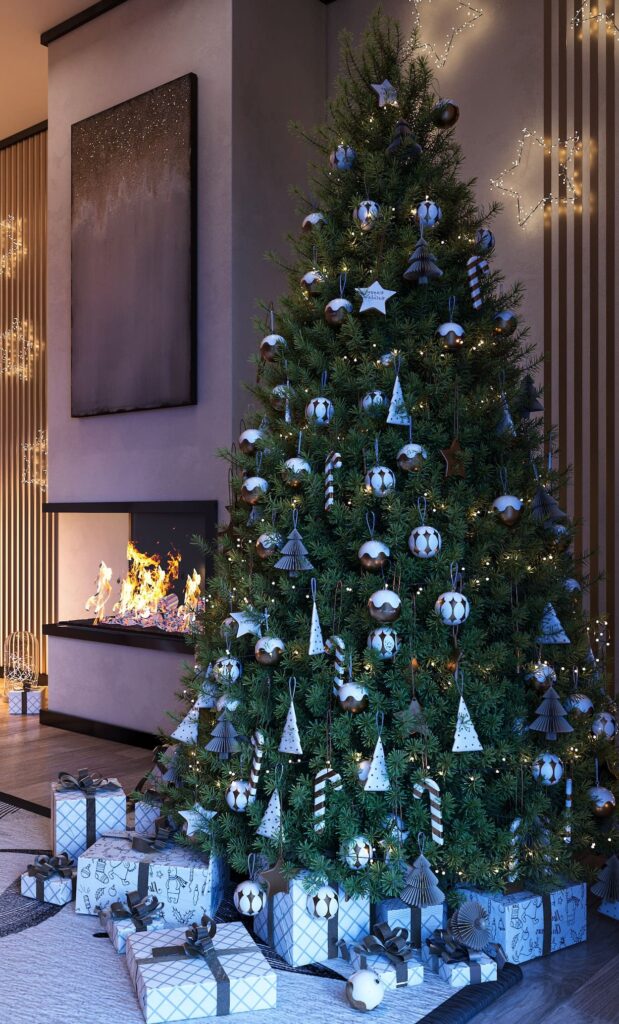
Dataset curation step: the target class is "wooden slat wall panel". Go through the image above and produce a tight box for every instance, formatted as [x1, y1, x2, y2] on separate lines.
[0, 130, 55, 676]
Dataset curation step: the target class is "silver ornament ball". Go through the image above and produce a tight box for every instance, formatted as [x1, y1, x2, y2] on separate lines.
[329, 144, 356, 171]
[361, 389, 386, 413]
[353, 199, 380, 232]
[342, 835, 373, 870]
[532, 752, 564, 786]
[302, 211, 326, 232]
[305, 395, 334, 426]
[367, 625, 400, 660]
[364, 464, 396, 497]
[408, 524, 442, 559]
[233, 880, 265, 916]
[306, 886, 339, 920]
[435, 590, 470, 626]
[225, 779, 252, 812]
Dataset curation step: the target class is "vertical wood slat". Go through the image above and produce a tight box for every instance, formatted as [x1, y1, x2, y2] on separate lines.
[0, 130, 55, 676]
[604, 1, 616, 658]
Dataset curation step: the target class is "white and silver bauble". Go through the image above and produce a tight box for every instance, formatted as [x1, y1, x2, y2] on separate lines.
[524, 661, 556, 693]
[368, 588, 401, 623]
[337, 681, 369, 714]
[360, 389, 386, 413]
[408, 524, 442, 559]
[564, 692, 594, 716]
[357, 758, 372, 785]
[396, 443, 427, 472]
[367, 625, 400, 660]
[255, 635, 286, 666]
[270, 383, 293, 412]
[325, 297, 353, 326]
[306, 886, 339, 920]
[241, 475, 269, 505]
[493, 310, 518, 336]
[435, 591, 470, 626]
[476, 227, 495, 254]
[238, 427, 263, 455]
[233, 880, 265, 916]
[591, 712, 617, 740]
[588, 785, 616, 818]
[225, 779, 252, 812]
[358, 539, 390, 571]
[305, 395, 334, 426]
[256, 531, 283, 559]
[532, 752, 564, 786]
[216, 693, 240, 713]
[378, 351, 397, 367]
[492, 494, 523, 525]
[283, 456, 312, 487]
[342, 835, 373, 870]
[259, 333, 286, 362]
[437, 320, 465, 351]
[353, 199, 380, 232]
[329, 144, 356, 171]
[415, 199, 442, 228]
[346, 970, 385, 1012]
[364, 465, 396, 497]
[302, 211, 326, 232]
[213, 656, 243, 685]
[300, 269, 325, 296]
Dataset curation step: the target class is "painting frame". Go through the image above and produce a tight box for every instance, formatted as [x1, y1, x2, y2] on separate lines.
[70, 72, 198, 418]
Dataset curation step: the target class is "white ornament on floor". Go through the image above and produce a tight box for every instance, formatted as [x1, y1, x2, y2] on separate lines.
[346, 969, 385, 1011]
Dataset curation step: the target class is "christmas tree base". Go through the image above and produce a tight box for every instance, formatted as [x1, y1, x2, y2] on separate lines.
[415, 963, 523, 1024]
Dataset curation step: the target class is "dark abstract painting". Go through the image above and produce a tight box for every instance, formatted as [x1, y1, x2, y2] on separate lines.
[71, 74, 197, 417]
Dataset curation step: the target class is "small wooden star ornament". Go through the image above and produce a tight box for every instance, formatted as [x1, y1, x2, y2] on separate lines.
[356, 280, 396, 315]
[371, 79, 398, 107]
[441, 437, 466, 478]
[258, 855, 290, 897]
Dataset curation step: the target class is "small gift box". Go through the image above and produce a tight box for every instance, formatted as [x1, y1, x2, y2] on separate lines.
[438, 952, 497, 987]
[126, 918, 277, 1023]
[134, 799, 163, 837]
[599, 900, 619, 921]
[99, 891, 167, 953]
[51, 769, 126, 859]
[372, 897, 446, 961]
[20, 853, 75, 906]
[342, 922, 424, 988]
[425, 927, 504, 986]
[8, 685, 43, 715]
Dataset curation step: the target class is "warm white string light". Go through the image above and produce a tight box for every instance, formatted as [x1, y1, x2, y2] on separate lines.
[0, 215, 25, 279]
[571, 2, 619, 38]
[408, 0, 483, 68]
[0, 317, 41, 381]
[22, 429, 47, 491]
[490, 129, 581, 228]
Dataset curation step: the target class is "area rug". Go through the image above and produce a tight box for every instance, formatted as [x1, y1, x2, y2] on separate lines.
[0, 797, 522, 1024]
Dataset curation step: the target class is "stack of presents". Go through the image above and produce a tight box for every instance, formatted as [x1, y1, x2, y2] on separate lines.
[19, 762, 607, 1023]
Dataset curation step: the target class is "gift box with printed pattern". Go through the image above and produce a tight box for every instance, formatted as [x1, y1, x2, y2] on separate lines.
[51, 773, 127, 859]
[134, 799, 163, 837]
[8, 686, 43, 715]
[438, 952, 497, 987]
[99, 892, 169, 953]
[373, 897, 446, 962]
[20, 870, 74, 906]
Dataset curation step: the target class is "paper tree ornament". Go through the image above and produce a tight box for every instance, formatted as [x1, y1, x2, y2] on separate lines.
[452, 696, 483, 752]
[531, 485, 566, 525]
[278, 681, 303, 755]
[400, 851, 445, 908]
[403, 235, 442, 285]
[275, 513, 313, 576]
[386, 374, 411, 426]
[364, 736, 390, 792]
[591, 854, 619, 903]
[519, 373, 544, 418]
[308, 579, 324, 656]
[256, 789, 283, 839]
[205, 712, 240, 759]
[537, 603, 570, 644]
[528, 685, 574, 741]
[496, 393, 516, 436]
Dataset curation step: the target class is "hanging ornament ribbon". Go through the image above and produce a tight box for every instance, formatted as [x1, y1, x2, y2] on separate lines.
[452, 668, 483, 752]
[466, 253, 489, 310]
[278, 677, 303, 755]
[247, 730, 266, 804]
[325, 450, 343, 511]
[308, 577, 325, 656]
[364, 712, 391, 792]
[413, 777, 444, 845]
[339, 272, 347, 298]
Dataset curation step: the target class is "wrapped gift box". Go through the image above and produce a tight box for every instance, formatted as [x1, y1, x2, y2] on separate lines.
[51, 774, 127, 859]
[349, 947, 424, 989]
[126, 920, 277, 1023]
[99, 894, 168, 954]
[253, 870, 370, 968]
[438, 953, 497, 987]
[372, 897, 446, 962]
[134, 800, 163, 837]
[458, 882, 587, 964]
[599, 900, 619, 921]
[75, 831, 225, 925]
[20, 871, 73, 906]
[8, 686, 43, 715]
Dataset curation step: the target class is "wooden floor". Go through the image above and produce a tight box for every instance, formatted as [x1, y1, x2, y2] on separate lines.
[0, 698, 153, 812]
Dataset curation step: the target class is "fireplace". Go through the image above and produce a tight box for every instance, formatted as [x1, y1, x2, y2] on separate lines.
[43, 500, 217, 743]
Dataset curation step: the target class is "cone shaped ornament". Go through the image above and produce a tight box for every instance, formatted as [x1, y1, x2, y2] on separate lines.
[537, 603, 570, 644]
[400, 852, 445, 908]
[278, 697, 303, 755]
[363, 736, 390, 792]
[172, 705, 200, 744]
[256, 789, 283, 839]
[591, 855, 619, 902]
[386, 374, 411, 426]
[308, 583, 324, 656]
[528, 685, 573, 741]
[452, 695, 483, 752]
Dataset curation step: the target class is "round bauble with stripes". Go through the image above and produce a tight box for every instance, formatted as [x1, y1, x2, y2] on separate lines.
[238, 427, 263, 455]
[415, 199, 442, 228]
[353, 199, 380, 232]
[306, 886, 339, 920]
[337, 681, 369, 714]
[492, 493, 523, 525]
[324, 297, 353, 326]
[524, 661, 556, 693]
[476, 227, 495, 254]
[342, 835, 373, 870]
[364, 464, 396, 497]
[358, 538, 390, 570]
[431, 98, 460, 128]
[300, 269, 325, 296]
[367, 625, 400, 660]
[233, 880, 265, 916]
[241, 475, 269, 505]
[284, 456, 312, 487]
[302, 211, 326, 232]
[346, 971, 385, 1013]
[493, 310, 518, 335]
[564, 692, 594, 716]
[329, 144, 356, 170]
[396, 442, 427, 472]
[591, 712, 617, 740]
[213, 656, 243, 685]
[255, 636, 286, 666]
[225, 779, 252, 812]
[259, 333, 286, 362]
[532, 752, 564, 786]
[361, 389, 387, 413]
[409, 524, 442, 559]
[588, 785, 616, 818]
[305, 395, 334, 426]
[256, 531, 283, 559]
[435, 590, 470, 626]
[368, 588, 401, 623]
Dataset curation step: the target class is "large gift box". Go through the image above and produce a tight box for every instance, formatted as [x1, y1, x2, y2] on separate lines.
[253, 870, 370, 968]
[126, 919, 277, 1023]
[99, 892, 168, 953]
[134, 800, 163, 837]
[75, 831, 225, 925]
[344, 922, 424, 989]
[8, 686, 43, 715]
[51, 770, 127, 859]
[438, 952, 497, 987]
[458, 882, 587, 963]
[373, 897, 446, 961]
[20, 854, 75, 906]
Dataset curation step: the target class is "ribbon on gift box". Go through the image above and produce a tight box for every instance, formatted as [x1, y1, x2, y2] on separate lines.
[341, 922, 415, 986]
[137, 916, 254, 1015]
[426, 929, 484, 984]
[131, 817, 177, 854]
[27, 852, 75, 902]
[135, 743, 170, 796]
[57, 769, 123, 849]
[102, 891, 164, 933]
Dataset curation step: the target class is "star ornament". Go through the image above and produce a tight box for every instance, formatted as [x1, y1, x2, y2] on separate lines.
[356, 280, 396, 315]
[441, 437, 466, 478]
[258, 855, 291, 897]
[490, 128, 581, 228]
[179, 804, 217, 838]
[371, 79, 398, 107]
[230, 608, 263, 638]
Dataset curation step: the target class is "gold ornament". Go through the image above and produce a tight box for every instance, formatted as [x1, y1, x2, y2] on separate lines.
[492, 494, 523, 526]
[588, 785, 616, 818]
[368, 588, 401, 623]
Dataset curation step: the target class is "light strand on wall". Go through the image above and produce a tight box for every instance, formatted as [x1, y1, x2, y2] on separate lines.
[407, 0, 483, 68]
[22, 429, 48, 492]
[489, 129, 581, 228]
[0, 215, 25, 278]
[571, 2, 619, 38]
[0, 317, 41, 381]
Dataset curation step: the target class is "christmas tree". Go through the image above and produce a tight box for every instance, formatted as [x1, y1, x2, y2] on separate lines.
[165, 13, 617, 899]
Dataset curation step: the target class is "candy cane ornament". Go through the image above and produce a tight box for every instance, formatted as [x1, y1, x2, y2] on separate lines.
[564, 765, 573, 844]
[413, 777, 444, 846]
[325, 635, 346, 695]
[466, 255, 490, 310]
[325, 451, 342, 511]
[247, 730, 265, 804]
[313, 766, 343, 832]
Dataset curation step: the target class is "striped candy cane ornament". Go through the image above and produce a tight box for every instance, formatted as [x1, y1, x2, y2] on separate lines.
[247, 730, 265, 804]
[466, 255, 490, 310]
[413, 777, 444, 846]
[325, 451, 342, 511]
[325, 635, 346, 695]
[313, 766, 343, 832]
[564, 765, 573, 844]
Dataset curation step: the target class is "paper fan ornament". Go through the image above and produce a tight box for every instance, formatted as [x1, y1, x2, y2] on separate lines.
[278, 677, 303, 755]
[386, 370, 411, 427]
[537, 603, 570, 644]
[452, 671, 483, 752]
[400, 835, 445, 908]
[449, 900, 490, 951]
[308, 578, 325, 656]
[591, 855, 619, 903]
[205, 712, 240, 760]
[256, 788, 283, 840]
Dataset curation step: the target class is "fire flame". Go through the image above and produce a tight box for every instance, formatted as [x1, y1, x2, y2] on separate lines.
[85, 561, 113, 623]
[183, 569, 202, 616]
[113, 541, 181, 620]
